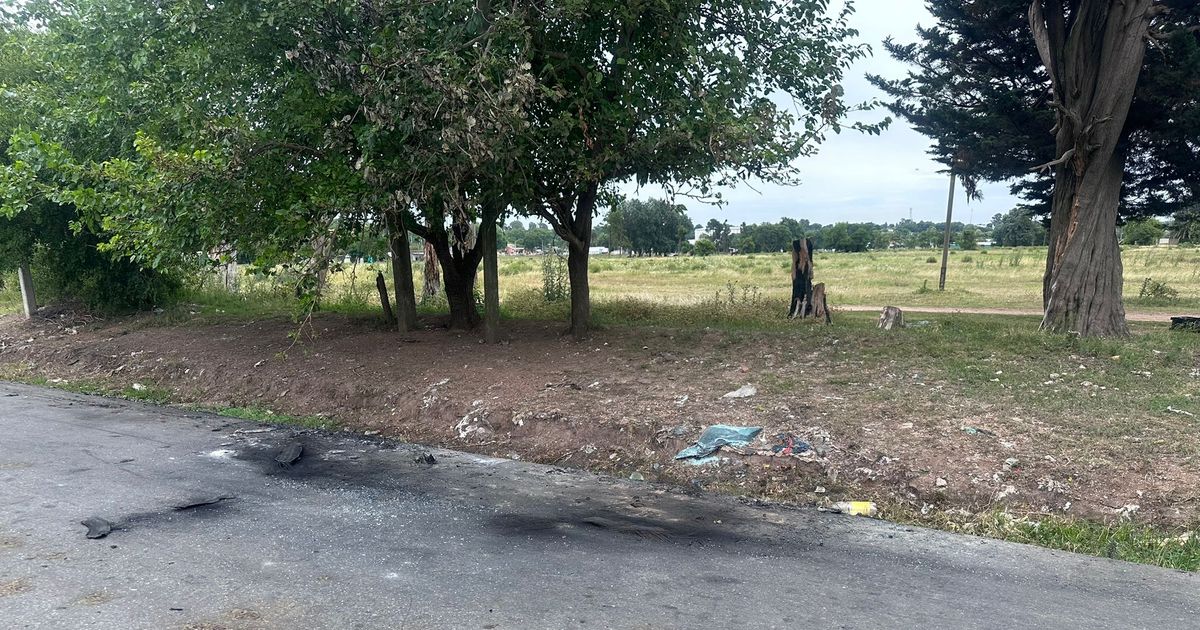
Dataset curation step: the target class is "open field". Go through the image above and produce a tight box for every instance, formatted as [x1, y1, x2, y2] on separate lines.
[302, 245, 1200, 316]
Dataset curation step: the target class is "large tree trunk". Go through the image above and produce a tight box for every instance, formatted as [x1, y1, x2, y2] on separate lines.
[481, 218, 501, 344]
[1029, 0, 1153, 337]
[427, 226, 483, 330]
[422, 241, 440, 299]
[540, 181, 598, 339]
[387, 211, 418, 332]
[566, 241, 590, 338]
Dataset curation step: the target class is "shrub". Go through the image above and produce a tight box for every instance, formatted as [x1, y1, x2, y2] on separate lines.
[540, 251, 568, 302]
[1138, 277, 1179, 302]
[694, 239, 717, 256]
[926, 256, 937, 264]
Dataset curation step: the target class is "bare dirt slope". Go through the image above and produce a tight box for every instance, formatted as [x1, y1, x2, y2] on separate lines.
[1, 311, 1194, 527]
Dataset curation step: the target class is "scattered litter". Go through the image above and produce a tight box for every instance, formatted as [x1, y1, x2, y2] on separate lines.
[81, 517, 114, 539]
[1166, 406, 1195, 417]
[827, 501, 877, 517]
[274, 442, 304, 467]
[814, 486, 827, 494]
[935, 477, 948, 488]
[674, 425, 763, 460]
[629, 472, 645, 481]
[898, 422, 914, 430]
[205, 449, 237, 459]
[1003, 457, 1020, 471]
[995, 485, 1017, 500]
[685, 455, 721, 466]
[131, 383, 146, 391]
[763, 433, 811, 457]
[234, 428, 274, 435]
[961, 426, 996, 437]
[415, 452, 437, 465]
[674, 394, 689, 407]
[721, 384, 758, 399]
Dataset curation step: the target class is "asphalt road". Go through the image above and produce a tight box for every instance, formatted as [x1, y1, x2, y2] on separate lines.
[1, 383, 1196, 630]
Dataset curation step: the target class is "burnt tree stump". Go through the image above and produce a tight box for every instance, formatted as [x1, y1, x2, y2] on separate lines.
[788, 238, 815, 319]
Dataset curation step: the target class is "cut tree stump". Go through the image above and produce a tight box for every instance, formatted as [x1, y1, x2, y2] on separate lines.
[812, 283, 831, 324]
[878, 306, 904, 330]
[1170, 317, 1200, 332]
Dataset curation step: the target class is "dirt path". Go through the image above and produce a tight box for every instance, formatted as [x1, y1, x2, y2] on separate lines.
[836, 304, 1176, 323]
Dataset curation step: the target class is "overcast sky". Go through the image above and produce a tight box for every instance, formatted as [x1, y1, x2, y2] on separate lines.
[616, 0, 1025, 228]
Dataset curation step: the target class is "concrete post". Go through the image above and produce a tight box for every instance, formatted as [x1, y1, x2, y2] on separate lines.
[18, 263, 36, 318]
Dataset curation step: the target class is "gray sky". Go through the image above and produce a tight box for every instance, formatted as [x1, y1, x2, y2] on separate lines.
[617, 0, 1024, 228]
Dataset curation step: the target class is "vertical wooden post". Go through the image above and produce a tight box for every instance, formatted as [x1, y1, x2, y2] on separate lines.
[939, 170, 956, 291]
[387, 211, 418, 332]
[482, 218, 500, 344]
[18, 263, 36, 319]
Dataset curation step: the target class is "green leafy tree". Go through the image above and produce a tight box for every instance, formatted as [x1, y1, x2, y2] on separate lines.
[989, 208, 1047, 246]
[957, 226, 979, 251]
[693, 239, 717, 257]
[607, 199, 693, 255]
[519, 0, 885, 337]
[1122, 218, 1166, 246]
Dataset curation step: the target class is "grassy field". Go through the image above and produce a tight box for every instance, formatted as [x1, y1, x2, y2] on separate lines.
[4, 246, 1198, 320]
[319, 245, 1200, 315]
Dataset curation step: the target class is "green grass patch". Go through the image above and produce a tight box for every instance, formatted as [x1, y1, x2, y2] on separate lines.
[921, 510, 1200, 572]
[210, 405, 337, 430]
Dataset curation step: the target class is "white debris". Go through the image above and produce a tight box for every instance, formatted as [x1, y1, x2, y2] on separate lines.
[722, 384, 758, 399]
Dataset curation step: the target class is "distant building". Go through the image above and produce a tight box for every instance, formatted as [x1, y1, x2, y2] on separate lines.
[504, 244, 525, 255]
[589, 246, 610, 256]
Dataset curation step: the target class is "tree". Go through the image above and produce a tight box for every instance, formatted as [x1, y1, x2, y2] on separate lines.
[0, 5, 181, 313]
[693, 239, 717, 257]
[705, 219, 734, 252]
[519, 0, 884, 337]
[607, 199, 692, 255]
[1171, 205, 1200, 244]
[990, 208, 1047, 246]
[870, 0, 1200, 336]
[1122, 218, 1165, 246]
[957, 226, 979, 250]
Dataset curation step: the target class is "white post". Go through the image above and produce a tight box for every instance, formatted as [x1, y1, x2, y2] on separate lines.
[18, 263, 36, 318]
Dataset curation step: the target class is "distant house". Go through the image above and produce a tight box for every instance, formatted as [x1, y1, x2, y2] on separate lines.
[1158, 235, 1179, 247]
[504, 244, 525, 255]
[589, 246, 610, 256]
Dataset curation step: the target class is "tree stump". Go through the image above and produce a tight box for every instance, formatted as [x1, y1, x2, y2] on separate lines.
[812, 282, 831, 324]
[376, 271, 396, 325]
[878, 306, 903, 330]
[1170, 316, 1200, 332]
[787, 238, 815, 319]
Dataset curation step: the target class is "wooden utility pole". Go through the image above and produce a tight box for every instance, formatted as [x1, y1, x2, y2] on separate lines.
[939, 171, 956, 291]
[18, 263, 36, 319]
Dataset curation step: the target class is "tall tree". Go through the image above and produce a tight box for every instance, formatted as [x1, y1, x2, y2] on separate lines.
[606, 199, 693, 255]
[870, 0, 1200, 336]
[519, 0, 884, 338]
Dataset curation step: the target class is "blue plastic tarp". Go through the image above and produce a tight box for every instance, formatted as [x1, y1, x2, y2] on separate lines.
[674, 425, 763, 460]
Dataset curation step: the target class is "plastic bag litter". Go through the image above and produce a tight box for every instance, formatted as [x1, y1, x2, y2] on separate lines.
[674, 425, 763, 460]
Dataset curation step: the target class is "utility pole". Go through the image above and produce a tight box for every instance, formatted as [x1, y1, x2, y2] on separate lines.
[18, 263, 36, 319]
[939, 171, 956, 291]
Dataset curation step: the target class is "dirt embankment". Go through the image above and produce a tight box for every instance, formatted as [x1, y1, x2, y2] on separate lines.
[0, 311, 1191, 527]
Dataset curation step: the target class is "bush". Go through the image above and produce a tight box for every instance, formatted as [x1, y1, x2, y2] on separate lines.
[540, 251, 568, 302]
[925, 256, 937, 264]
[1138, 277, 1179, 302]
[31, 243, 181, 314]
[693, 239, 717, 256]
